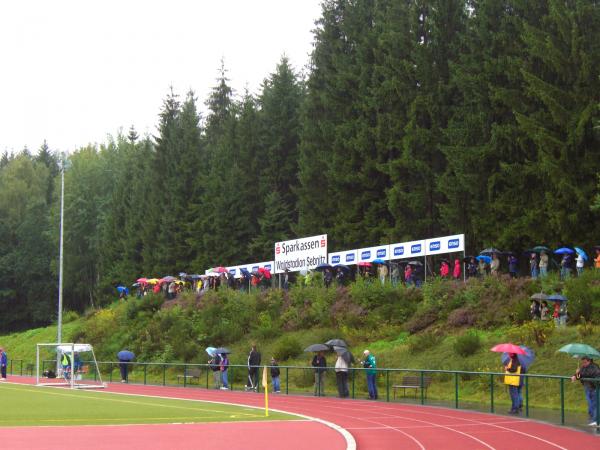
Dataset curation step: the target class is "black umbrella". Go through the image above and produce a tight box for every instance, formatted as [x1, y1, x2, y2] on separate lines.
[325, 339, 348, 348]
[334, 346, 355, 364]
[334, 264, 351, 272]
[408, 260, 423, 266]
[214, 347, 231, 354]
[304, 343, 330, 352]
[315, 263, 333, 272]
[462, 256, 475, 263]
[530, 293, 548, 301]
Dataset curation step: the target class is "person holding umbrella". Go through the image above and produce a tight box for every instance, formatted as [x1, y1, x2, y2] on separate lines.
[246, 344, 261, 392]
[220, 353, 229, 390]
[504, 353, 523, 414]
[312, 351, 327, 396]
[571, 356, 600, 426]
[117, 350, 134, 383]
[334, 349, 349, 398]
[529, 253, 539, 279]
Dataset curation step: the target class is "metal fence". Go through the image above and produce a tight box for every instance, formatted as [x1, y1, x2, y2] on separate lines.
[8, 359, 599, 431]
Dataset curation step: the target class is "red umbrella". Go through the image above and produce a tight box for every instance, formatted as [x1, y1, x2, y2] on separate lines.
[136, 277, 147, 284]
[212, 267, 228, 273]
[263, 269, 271, 279]
[490, 343, 527, 355]
[357, 262, 372, 267]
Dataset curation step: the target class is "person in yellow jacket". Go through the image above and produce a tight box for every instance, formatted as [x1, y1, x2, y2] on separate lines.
[504, 353, 522, 414]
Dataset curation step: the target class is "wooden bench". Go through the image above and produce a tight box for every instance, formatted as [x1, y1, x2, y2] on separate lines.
[177, 368, 201, 384]
[392, 376, 432, 400]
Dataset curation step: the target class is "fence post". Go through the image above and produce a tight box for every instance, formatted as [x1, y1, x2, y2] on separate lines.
[420, 371, 425, 405]
[184, 365, 187, 387]
[560, 378, 565, 425]
[144, 364, 147, 385]
[352, 368, 355, 399]
[386, 370, 390, 402]
[525, 375, 529, 417]
[206, 367, 209, 389]
[230, 366, 234, 391]
[595, 385, 599, 435]
[285, 367, 289, 395]
[110, 362, 113, 382]
[20, 360, 23, 376]
[490, 374, 494, 413]
[454, 372, 459, 409]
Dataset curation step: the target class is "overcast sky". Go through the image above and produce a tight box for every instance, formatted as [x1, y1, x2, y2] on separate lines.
[0, 0, 322, 153]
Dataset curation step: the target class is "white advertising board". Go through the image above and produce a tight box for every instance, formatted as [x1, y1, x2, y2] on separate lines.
[357, 245, 390, 263]
[389, 240, 425, 260]
[274, 235, 327, 274]
[329, 250, 358, 266]
[425, 234, 465, 256]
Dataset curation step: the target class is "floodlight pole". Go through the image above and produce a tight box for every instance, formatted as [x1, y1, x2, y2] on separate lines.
[57, 156, 65, 346]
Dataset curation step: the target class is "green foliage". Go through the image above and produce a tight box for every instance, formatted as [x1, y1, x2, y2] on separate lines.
[506, 320, 555, 347]
[453, 331, 482, 357]
[407, 332, 444, 355]
[273, 336, 302, 361]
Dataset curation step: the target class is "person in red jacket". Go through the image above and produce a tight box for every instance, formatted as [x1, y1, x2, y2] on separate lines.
[440, 260, 450, 278]
[453, 258, 461, 280]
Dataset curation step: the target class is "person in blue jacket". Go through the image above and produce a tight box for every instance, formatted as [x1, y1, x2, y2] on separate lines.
[0, 348, 7, 380]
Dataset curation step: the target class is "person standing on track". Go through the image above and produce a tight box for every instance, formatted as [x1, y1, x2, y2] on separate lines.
[246, 344, 261, 392]
[362, 350, 378, 400]
[571, 356, 600, 426]
[312, 351, 327, 396]
[0, 348, 7, 381]
[504, 353, 522, 414]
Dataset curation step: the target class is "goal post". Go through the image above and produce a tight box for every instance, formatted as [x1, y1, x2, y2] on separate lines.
[36, 343, 104, 389]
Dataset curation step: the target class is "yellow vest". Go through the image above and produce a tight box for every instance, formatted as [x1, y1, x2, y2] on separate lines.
[504, 364, 521, 386]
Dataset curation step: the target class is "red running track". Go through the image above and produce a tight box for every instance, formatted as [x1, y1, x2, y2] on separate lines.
[5, 379, 600, 449]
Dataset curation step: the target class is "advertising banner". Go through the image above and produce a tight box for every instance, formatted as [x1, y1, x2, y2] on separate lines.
[274, 234, 327, 274]
[389, 240, 425, 260]
[425, 234, 465, 256]
[357, 245, 390, 263]
[328, 250, 358, 266]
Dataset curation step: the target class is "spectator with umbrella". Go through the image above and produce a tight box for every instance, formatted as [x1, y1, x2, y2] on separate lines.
[575, 247, 587, 276]
[246, 344, 261, 392]
[452, 258, 461, 280]
[218, 350, 230, 390]
[555, 247, 574, 279]
[490, 253, 501, 276]
[529, 253, 539, 279]
[476, 256, 490, 277]
[491, 344, 527, 414]
[312, 350, 327, 396]
[334, 348, 350, 398]
[507, 253, 518, 278]
[117, 350, 135, 383]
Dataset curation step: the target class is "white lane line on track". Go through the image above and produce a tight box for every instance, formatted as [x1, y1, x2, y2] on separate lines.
[303, 399, 568, 450]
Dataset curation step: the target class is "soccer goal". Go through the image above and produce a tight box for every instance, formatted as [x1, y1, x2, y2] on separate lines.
[36, 343, 105, 389]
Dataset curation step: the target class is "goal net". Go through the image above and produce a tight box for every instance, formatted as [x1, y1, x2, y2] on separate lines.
[36, 343, 104, 389]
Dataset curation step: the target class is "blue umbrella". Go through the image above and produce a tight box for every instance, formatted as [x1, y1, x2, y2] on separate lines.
[554, 247, 574, 255]
[205, 347, 217, 357]
[190, 274, 202, 280]
[239, 268, 251, 277]
[117, 286, 129, 295]
[574, 247, 588, 261]
[372, 258, 387, 265]
[117, 350, 135, 361]
[315, 263, 332, 272]
[501, 345, 535, 370]
[476, 255, 492, 264]
[548, 294, 567, 302]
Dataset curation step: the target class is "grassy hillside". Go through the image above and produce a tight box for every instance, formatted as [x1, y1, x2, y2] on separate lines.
[2, 271, 599, 415]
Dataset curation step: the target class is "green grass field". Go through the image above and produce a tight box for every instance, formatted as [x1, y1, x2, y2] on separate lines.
[0, 383, 297, 427]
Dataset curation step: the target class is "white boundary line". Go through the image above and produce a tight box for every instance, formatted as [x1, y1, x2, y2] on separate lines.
[26, 383, 357, 450]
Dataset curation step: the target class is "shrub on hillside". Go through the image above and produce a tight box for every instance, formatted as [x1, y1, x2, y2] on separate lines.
[506, 320, 554, 347]
[404, 305, 439, 334]
[447, 307, 476, 327]
[407, 332, 443, 355]
[273, 336, 303, 361]
[453, 331, 481, 357]
[564, 270, 600, 323]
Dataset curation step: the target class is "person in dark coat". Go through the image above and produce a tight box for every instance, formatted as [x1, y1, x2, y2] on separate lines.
[270, 357, 281, 393]
[571, 357, 600, 426]
[312, 351, 327, 396]
[246, 344, 261, 391]
[0, 348, 7, 380]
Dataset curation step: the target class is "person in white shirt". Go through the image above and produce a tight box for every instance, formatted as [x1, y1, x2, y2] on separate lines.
[576, 253, 585, 276]
[335, 354, 349, 398]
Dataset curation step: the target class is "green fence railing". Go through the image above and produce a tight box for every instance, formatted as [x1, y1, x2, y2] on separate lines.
[10, 360, 599, 431]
